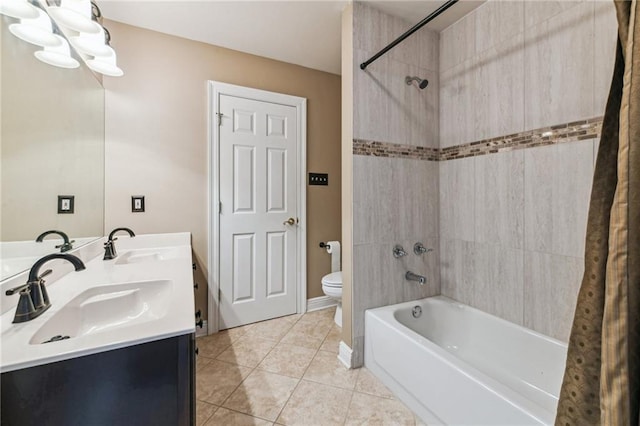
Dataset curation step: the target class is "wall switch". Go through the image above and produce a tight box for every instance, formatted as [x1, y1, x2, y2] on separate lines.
[131, 196, 145, 213]
[309, 172, 328, 186]
[58, 195, 74, 214]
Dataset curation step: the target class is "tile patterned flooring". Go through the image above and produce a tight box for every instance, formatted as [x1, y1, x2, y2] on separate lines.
[196, 307, 421, 425]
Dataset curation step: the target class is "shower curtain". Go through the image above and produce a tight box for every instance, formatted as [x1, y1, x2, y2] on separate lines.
[555, 1, 640, 424]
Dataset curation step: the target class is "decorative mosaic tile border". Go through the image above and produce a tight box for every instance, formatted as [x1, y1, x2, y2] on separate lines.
[352, 139, 439, 161]
[353, 116, 603, 161]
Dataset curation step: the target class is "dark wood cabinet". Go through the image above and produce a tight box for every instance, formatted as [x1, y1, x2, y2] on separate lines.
[1, 333, 195, 426]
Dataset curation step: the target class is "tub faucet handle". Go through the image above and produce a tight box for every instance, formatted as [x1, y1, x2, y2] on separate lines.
[414, 243, 433, 255]
[393, 245, 407, 258]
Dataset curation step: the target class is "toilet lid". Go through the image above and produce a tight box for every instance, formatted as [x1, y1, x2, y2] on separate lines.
[322, 271, 342, 287]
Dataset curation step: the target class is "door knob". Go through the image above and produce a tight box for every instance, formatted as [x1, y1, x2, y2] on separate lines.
[283, 217, 296, 226]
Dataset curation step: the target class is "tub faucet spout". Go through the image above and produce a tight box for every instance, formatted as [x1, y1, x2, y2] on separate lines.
[405, 271, 426, 285]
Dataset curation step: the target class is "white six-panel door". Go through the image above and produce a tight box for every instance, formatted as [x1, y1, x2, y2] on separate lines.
[218, 93, 299, 329]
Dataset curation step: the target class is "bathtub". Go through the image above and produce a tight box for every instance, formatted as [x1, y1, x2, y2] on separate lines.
[364, 296, 568, 425]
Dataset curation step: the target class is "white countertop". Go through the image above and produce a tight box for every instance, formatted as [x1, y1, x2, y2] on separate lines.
[0, 233, 196, 373]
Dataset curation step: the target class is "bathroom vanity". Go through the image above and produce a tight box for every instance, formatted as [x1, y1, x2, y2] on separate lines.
[0, 233, 196, 426]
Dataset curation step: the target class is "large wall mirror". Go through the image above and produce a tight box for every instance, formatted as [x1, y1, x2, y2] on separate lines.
[1, 17, 105, 281]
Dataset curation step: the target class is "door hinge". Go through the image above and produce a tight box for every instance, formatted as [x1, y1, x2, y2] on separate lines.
[216, 112, 223, 126]
[218, 288, 222, 302]
[219, 201, 222, 214]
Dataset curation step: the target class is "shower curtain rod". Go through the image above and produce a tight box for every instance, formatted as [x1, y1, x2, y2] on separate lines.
[359, 0, 459, 71]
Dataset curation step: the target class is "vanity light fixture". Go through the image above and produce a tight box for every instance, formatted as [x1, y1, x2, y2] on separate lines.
[46, 0, 100, 34]
[8, 7, 61, 47]
[3, 0, 123, 76]
[34, 34, 79, 68]
[86, 46, 122, 76]
[0, 0, 39, 19]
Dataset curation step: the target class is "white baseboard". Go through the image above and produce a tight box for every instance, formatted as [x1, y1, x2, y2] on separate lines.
[196, 320, 208, 338]
[306, 295, 337, 312]
[338, 340, 354, 369]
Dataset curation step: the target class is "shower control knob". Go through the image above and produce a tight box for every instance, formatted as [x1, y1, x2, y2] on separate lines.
[414, 243, 433, 255]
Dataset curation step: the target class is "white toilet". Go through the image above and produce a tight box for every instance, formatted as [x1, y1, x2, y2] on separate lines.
[321, 271, 342, 327]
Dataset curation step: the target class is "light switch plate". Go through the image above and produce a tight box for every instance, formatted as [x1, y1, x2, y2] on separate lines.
[131, 196, 145, 213]
[309, 172, 328, 186]
[58, 195, 74, 214]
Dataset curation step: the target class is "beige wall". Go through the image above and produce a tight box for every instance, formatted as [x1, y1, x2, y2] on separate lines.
[1, 19, 104, 243]
[103, 20, 341, 319]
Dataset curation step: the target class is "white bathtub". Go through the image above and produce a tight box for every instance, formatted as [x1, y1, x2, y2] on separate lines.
[364, 296, 568, 425]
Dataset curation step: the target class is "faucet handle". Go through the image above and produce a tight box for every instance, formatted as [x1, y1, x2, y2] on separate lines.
[36, 269, 53, 282]
[393, 245, 407, 258]
[55, 240, 75, 252]
[413, 243, 433, 255]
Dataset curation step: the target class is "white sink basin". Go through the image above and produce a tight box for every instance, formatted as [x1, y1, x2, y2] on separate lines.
[114, 248, 183, 265]
[29, 279, 173, 345]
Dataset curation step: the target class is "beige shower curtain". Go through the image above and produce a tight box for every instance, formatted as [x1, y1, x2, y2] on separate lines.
[556, 1, 640, 424]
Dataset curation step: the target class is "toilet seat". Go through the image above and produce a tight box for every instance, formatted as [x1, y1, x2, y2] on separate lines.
[321, 271, 342, 287]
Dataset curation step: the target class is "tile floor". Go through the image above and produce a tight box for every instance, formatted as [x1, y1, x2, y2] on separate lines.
[196, 306, 422, 425]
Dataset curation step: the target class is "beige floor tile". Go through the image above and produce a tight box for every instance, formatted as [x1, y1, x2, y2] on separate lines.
[197, 354, 213, 373]
[197, 326, 250, 359]
[196, 359, 253, 405]
[302, 307, 336, 322]
[204, 407, 273, 426]
[223, 370, 299, 421]
[257, 342, 317, 378]
[319, 325, 342, 354]
[280, 319, 333, 350]
[244, 317, 295, 341]
[196, 401, 218, 426]
[276, 380, 352, 425]
[216, 335, 278, 367]
[345, 392, 416, 425]
[303, 350, 359, 390]
[281, 313, 304, 323]
[355, 367, 395, 399]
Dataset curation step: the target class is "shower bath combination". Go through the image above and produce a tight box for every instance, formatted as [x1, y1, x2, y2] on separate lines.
[405, 76, 429, 89]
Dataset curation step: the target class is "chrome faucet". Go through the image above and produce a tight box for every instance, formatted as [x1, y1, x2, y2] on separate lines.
[5, 253, 86, 323]
[36, 230, 74, 253]
[405, 271, 426, 285]
[393, 245, 408, 258]
[413, 242, 433, 255]
[103, 227, 136, 260]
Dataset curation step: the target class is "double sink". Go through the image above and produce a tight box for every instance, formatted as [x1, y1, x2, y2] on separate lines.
[0, 233, 195, 373]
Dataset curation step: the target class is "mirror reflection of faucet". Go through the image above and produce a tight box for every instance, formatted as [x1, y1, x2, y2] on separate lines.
[103, 227, 136, 260]
[36, 230, 75, 253]
[4, 253, 86, 323]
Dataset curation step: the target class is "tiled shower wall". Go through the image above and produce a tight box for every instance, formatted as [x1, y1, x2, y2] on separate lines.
[438, 1, 618, 341]
[351, 2, 440, 366]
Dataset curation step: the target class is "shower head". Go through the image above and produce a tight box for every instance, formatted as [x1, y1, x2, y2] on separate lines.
[405, 76, 429, 89]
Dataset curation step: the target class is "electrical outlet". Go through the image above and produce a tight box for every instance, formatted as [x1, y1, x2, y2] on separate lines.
[57, 195, 74, 214]
[131, 196, 145, 212]
[309, 173, 328, 186]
